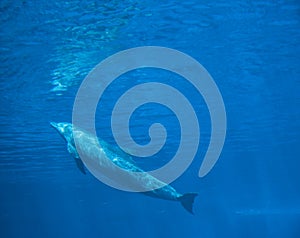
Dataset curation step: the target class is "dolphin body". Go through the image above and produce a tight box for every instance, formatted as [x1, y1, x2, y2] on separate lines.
[51, 122, 197, 214]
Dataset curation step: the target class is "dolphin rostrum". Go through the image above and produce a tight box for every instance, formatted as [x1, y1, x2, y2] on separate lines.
[51, 122, 197, 214]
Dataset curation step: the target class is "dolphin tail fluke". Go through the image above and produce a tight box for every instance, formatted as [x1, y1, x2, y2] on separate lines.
[178, 193, 198, 214]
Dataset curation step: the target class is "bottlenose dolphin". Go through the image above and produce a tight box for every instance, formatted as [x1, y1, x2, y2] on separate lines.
[51, 122, 197, 214]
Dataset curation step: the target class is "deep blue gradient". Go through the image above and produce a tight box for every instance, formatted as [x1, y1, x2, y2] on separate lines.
[1, 0, 300, 237]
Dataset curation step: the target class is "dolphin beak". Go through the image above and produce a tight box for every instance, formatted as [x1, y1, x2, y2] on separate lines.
[50, 122, 66, 141]
[50, 122, 58, 129]
[50, 122, 62, 135]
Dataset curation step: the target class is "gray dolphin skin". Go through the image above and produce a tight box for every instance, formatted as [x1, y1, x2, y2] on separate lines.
[50, 122, 197, 214]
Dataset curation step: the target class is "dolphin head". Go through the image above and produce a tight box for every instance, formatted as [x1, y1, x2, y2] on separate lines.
[50, 122, 74, 143]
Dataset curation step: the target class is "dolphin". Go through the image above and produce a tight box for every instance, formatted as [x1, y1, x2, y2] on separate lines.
[50, 122, 197, 214]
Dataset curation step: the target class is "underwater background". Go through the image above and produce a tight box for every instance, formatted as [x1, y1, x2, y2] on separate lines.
[0, 0, 299, 237]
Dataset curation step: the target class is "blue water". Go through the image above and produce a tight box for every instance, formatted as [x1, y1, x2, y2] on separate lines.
[1, 0, 300, 237]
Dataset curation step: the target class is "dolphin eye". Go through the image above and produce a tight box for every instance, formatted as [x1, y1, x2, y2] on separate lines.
[64, 126, 71, 134]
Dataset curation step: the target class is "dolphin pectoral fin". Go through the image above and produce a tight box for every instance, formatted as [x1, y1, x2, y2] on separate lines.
[67, 143, 79, 158]
[67, 143, 86, 174]
[178, 193, 198, 214]
[75, 158, 86, 174]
